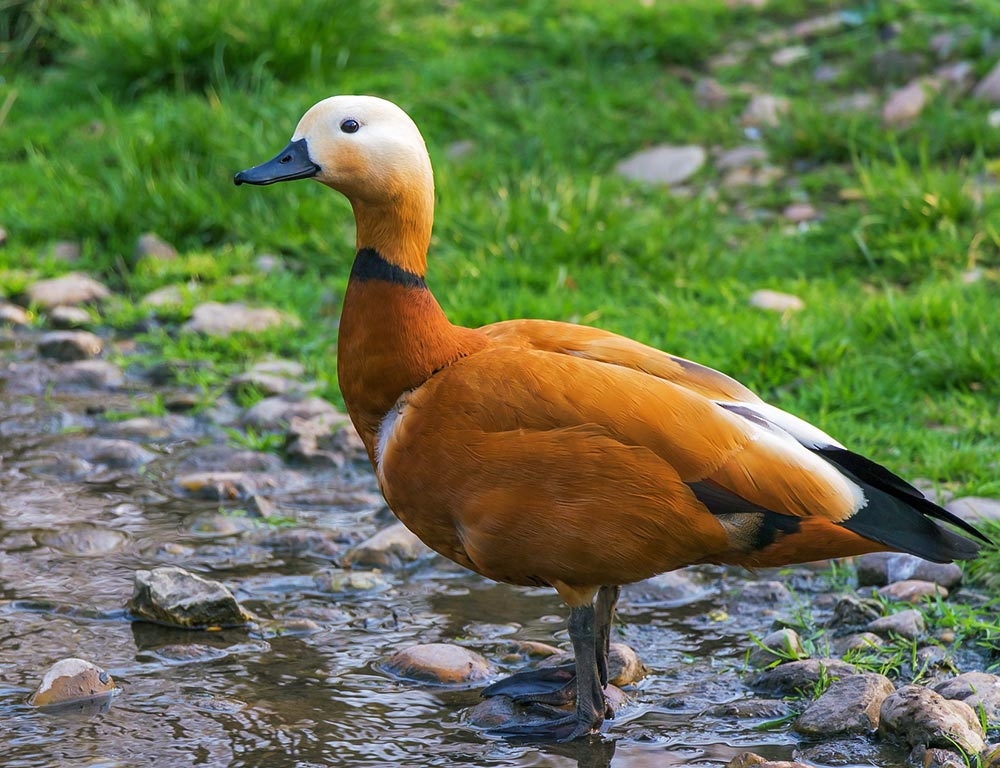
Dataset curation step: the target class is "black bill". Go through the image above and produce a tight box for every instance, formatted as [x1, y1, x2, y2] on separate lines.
[233, 138, 320, 186]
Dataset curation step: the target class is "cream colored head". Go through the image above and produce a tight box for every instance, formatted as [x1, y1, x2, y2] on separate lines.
[235, 95, 436, 274]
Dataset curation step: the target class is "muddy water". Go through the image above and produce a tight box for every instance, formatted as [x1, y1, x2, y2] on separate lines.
[0, 331, 912, 767]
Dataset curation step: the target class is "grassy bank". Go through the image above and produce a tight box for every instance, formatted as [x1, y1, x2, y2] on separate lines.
[2, 0, 999, 503]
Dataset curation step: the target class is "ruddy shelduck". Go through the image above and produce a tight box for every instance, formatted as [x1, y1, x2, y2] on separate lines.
[235, 95, 988, 741]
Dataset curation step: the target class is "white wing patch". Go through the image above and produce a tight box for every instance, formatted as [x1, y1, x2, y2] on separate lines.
[375, 393, 410, 482]
[717, 400, 844, 450]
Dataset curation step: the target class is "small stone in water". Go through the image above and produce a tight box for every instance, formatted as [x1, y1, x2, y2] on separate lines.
[794, 673, 894, 735]
[342, 521, 433, 569]
[879, 684, 985, 755]
[30, 657, 117, 708]
[933, 673, 1000, 725]
[37, 330, 103, 361]
[749, 658, 858, 695]
[828, 594, 882, 628]
[877, 579, 948, 603]
[748, 628, 806, 668]
[313, 568, 390, 593]
[867, 609, 925, 640]
[127, 565, 254, 628]
[384, 643, 493, 685]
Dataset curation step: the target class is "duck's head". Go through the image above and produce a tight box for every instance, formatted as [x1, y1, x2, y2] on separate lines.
[234, 95, 432, 201]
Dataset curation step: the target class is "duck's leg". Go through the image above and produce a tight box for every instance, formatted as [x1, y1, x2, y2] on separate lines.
[482, 585, 621, 707]
[494, 602, 606, 741]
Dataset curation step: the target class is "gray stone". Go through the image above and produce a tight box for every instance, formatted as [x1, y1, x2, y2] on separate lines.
[242, 395, 345, 431]
[38, 330, 103, 361]
[606, 642, 647, 686]
[616, 144, 706, 186]
[867, 609, 925, 640]
[285, 415, 345, 465]
[313, 569, 390, 593]
[229, 370, 308, 398]
[127, 566, 254, 628]
[883, 78, 941, 125]
[135, 232, 177, 262]
[725, 753, 811, 768]
[175, 471, 264, 500]
[877, 579, 948, 603]
[173, 446, 284, 474]
[47, 240, 81, 263]
[879, 684, 985, 755]
[707, 699, 792, 719]
[715, 145, 768, 171]
[40, 525, 128, 556]
[792, 13, 842, 39]
[782, 203, 817, 223]
[935, 61, 975, 94]
[933, 673, 1000, 725]
[915, 747, 968, 768]
[26, 273, 110, 309]
[342, 521, 433, 569]
[749, 289, 804, 312]
[738, 579, 792, 606]
[184, 301, 293, 337]
[831, 632, 884, 656]
[856, 552, 963, 589]
[141, 285, 186, 308]
[60, 437, 155, 469]
[30, 658, 116, 708]
[771, 45, 808, 67]
[0, 302, 30, 325]
[48, 305, 92, 328]
[741, 94, 789, 128]
[623, 568, 708, 606]
[795, 673, 895, 735]
[749, 659, 857, 695]
[245, 494, 277, 519]
[974, 60, 1000, 103]
[946, 497, 1000, 523]
[384, 643, 493, 685]
[829, 595, 882, 628]
[695, 78, 728, 108]
[249, 359, 306, 378]
[748, 628, 807, 668]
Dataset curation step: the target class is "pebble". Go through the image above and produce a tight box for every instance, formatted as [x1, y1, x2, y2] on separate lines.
[141, 285, 186, 308]
[877, 579, 948, 603]
[135, 232, 178, 262]
[974, 60, 1000, 103]
[879, 684, 986, 756]
[828, 595, 882, 628]
[37, 330, 103, 361]
[771, 45, 808, 67]
[791, 12, 842, 39]
[715, 145, 768, 171]
[933, 673, 1000, 725]
[867, 609, 925, 640]
[127, 565, 254, 628]
[0, 302, 30, 325]
[47, 240, 81, 262]
[830, 632, 883, 655]
[795, 673, 895, 735]
[695, 78, 729, 108]
[26, 273, 110, 309]
[916, 747, 968, 768]
[61, 437, 154, 469]
[48, 305, 92, 328]
[29, 658, 117, 708]
[184, 301, 294, 337]
[312, 569, 390, 593]
[175, 471, 265, 500]
[615, 144, 706, 186]
[249, 359, 306, 378]
[945, 496, 1000, 523]
[342, 521, 433, 569]
[607, 643, 647, 686]
[173, 445, 284, 474]
[622, 568, 709, 606]
[935, 61, 975, 94]
[748, 658, 857, 695]
[243, 395, 346, 431]
[749, 289, 804, 312]
[883, 78, 940, 126]
[748, 628, 806, 668]
[782, 203, 817, 223]
[229, 370, 308, 398]
[40, 525, 128, 556]
[725, 753, 811, 768]
[740, 94, 789, 128]
[707, 699, 792, 719]
[856, 552, 963, 589]
[383, 643, 493, 685]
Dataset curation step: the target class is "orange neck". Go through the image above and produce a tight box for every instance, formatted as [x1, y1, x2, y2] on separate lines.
[337, 249, 487, 460]
[350, 180, 433, 277]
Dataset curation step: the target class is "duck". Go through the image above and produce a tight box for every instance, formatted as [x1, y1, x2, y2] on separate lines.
[234, 95, 988, 741]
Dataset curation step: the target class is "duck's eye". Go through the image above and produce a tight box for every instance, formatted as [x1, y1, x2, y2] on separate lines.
[340, 119, 360, 134]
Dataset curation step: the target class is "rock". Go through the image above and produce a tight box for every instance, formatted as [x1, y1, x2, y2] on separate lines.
[749, 289, 804, 312]
[707, 699, 792, 719]
[771, 45, 808, 67]
[615, 144, 706, 186]
[880, 685, 985, 756]
[829, 595, 882, 628]
[174, 446, 284, 474]
[175, 471, 265, 500]
[782, 203, 817, 223]
[61, 437, 155, 469]
[883, 78, 941, 125]
[29, 658, 116, 708]
[795, 673, 895, 735]
[945, 497, 1000, 523]
[933, 673, 1000, 725]
[105, 416, 172, 439]
[127, 566, 254, 628]
[243, 395, 345, 431]
[867, 609, 925, 640]
[285, 415, 344, 465]
[623, 569, 709, 606]
[831, 632, 884, 655]
[748, 628, 807, 668]
[792, 12, 842, 39]
[229, 370, 308, 398]
[856, 552, 963, 589]
[184, 301, 294, 337]
[0, 302, 30, 325]
[141, 285, 186, 308]
[135, 232, 177, 262]
[342, 521, 433, 569]
[245, 494, 277, 519]
[26, 272, 110, 309]
[935, 61, 975, 95]
[716, 145, 768, 171]
[878, 579, 948, 603]
[313, 569, 390, 593]
[383, 643, 493, 685]
[607, 643, 647, 686]
[48, 305, 92, 328]
[40, 525, 128, 556]
[37, 330, 103, 361]
[47, 240, 81, 262]
[249, 359, 306, 378]
[724, 753, 812, 768]
[749, 659, 857, 695]
[916, 747, 968, 768]
[984, 744, 1000, 768]
[695, 78, 728, 107]
[974, 60, 1000, 103]
[741, 94, 789, 128]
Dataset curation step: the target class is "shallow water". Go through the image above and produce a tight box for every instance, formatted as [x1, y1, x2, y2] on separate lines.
[0, 328, 920, 767]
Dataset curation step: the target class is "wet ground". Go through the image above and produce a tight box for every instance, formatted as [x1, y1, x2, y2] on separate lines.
[0, 326, 937, 767]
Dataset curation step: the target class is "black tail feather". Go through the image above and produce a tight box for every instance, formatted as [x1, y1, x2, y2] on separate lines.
[813, 447, 991, 562]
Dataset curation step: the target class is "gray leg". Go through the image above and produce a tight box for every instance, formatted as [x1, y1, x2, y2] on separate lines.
[594, 585, 621, 690]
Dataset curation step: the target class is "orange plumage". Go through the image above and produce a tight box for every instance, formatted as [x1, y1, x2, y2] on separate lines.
[236, 95, 987, 740]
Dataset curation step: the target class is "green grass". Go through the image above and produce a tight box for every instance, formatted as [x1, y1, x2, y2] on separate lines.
[1, 0, 999, 495]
